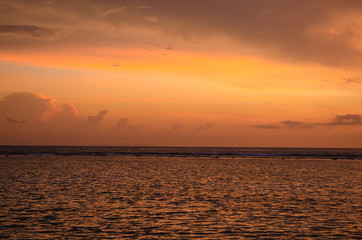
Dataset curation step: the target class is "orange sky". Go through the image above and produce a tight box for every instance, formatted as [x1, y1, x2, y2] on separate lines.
[1, 0, 362, 147]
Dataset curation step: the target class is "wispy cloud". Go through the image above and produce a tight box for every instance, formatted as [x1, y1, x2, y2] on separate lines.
[6, 117, 26, 124]
[3, 1, 362, 67]
[250, 124, 280, 129]
[144, 16, 158, 23]
[100, 7, 125, 17]
[251, 114, 362, 130]
[250, 121, 314, 129]
[328, 114, 362, 125]
[0, 24, 61, 40]
[137, 6, 152, 9]
[342, 77, 362, 84]
[193, 123, 212, 133]
[280, 121, 314, 129]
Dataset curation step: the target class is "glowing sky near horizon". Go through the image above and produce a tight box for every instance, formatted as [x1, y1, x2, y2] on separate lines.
[1, 0, 362, 147]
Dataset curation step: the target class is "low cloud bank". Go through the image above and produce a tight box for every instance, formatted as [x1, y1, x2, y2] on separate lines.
[250, 114, 362, 130]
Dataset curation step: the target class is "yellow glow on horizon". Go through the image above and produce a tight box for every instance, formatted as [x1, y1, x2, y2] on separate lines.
[2, 46, 359, 117]
[1, 42, 361, 130]
[0, 46, 347, 89]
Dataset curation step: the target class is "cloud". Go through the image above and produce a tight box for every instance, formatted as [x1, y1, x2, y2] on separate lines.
[112, 118, 145, 135]
[127, 124, 143, 135]
[280, 121, 314, 129]
[52, 103, 83, 127]
[169, 123, 183, 131]
[141, 0, 362, 67]
[0, 24, 61, 40]
[137, 6, 152, 9]
[113, 117, 128, 131]
[86, 110, 108, 128]
[0, 92, 84, 126]
[147, 41, 161, 47]
[4, 1, 362, 67]
[250, 124, 280, 129]
[100, 7, 125, 17]
[193, 123, 212, 133]
[0, 92, 167, 145]
[144, 16, 158, 23]
[343, 77, 362, 84]
[0, 92, 57, 123]
[6, 117, 26, 124]
[40, 0, 57, 5]
[328, 114, 362, 125]
[251, 120, 314, 129]
[251, 114, 362, 130]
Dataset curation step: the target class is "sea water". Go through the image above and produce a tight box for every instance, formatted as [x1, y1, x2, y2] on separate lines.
[0, 146, 361, 239]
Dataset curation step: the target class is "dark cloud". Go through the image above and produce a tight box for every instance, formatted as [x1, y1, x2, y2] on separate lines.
[0, 24, 59, 40]
[193, 123, 212, 133]
[280, 121, 314, 129]
[111, 64, 120, 67]
[329, 114, 362, 125]
[2, 0, 362, 67]
[6, 117, 26, 124]
[250, 124, 280, 129]
[86, 110, 108, 128]
[169, 123, 183, 131]
[153, 0, 362, 67]
[99, 0, 362, 67]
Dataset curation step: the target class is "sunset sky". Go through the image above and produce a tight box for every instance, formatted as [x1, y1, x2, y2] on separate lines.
[1, 0, 362, 147]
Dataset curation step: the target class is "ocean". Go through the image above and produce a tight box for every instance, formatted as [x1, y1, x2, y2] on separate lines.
[0, 146, 361, 239]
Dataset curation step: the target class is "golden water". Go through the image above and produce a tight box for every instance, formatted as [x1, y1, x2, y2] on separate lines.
[0, 154, 361, 239]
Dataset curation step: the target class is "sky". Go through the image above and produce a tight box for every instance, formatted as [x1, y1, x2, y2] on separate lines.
[1, 0, 362, 147]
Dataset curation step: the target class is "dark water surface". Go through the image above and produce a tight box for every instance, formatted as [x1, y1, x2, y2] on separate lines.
[0, 147, 361, 239]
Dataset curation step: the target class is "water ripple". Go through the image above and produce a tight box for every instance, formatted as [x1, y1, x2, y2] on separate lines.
[0, 155, 361, 239]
